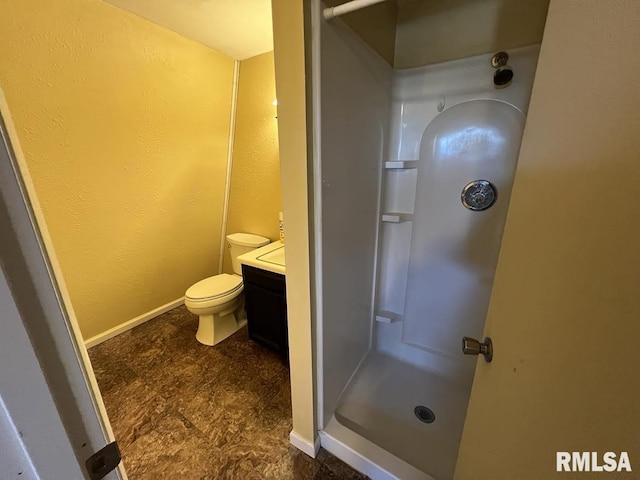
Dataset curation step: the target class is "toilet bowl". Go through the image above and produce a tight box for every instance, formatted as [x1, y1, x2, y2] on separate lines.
[185, 233, 270, 346]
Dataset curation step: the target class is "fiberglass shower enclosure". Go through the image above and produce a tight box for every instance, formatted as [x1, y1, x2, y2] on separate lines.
[311, 2, 542, 479]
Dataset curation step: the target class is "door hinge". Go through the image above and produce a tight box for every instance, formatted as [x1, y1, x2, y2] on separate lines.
[85, 441, 121, 480]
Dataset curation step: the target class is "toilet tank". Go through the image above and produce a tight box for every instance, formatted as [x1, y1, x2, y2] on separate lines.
[227, 233, 270, 275]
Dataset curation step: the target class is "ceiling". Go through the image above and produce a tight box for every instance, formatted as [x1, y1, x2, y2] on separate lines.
[104, 0, 274, 60]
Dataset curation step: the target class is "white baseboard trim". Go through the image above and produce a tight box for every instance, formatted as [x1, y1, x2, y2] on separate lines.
[290, 429, 321, 458]
[85, 297, 185, 348]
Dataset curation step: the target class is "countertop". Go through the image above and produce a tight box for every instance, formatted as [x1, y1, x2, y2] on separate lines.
[237, 241, 285, 275]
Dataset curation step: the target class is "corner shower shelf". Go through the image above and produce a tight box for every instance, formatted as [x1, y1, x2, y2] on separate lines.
[381, 212, 413, 223]
[385, 160, 419, 169]
[375, 310, 403, 323]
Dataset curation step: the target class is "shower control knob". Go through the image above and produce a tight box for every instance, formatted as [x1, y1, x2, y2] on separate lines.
[461, 180, 497, 211]
[462, 336, 493, 363]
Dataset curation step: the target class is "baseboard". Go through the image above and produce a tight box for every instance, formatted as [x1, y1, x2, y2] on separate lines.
[85, 297, 185, 348]
[290, 429, 321, 458]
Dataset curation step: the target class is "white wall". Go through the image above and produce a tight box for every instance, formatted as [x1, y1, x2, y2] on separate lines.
[318, 14, 393, 427]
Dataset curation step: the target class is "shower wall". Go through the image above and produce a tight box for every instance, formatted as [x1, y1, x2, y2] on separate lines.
[321, 46, 542, 479]
[319, 14, 392, 427]
[315, 1, 546, 475]
[375, 45, 541, 383]
[318, 2, 542, 427]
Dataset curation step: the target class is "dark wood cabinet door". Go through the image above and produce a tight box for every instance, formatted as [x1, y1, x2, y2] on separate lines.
[242, 266, 288, 358]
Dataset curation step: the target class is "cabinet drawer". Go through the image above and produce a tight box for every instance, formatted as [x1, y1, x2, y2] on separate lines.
[242, 265, 286, 295]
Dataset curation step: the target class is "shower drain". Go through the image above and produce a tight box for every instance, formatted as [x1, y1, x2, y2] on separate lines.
[414, 405, 436, 424]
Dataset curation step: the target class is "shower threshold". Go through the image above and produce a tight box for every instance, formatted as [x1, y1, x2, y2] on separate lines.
[334, 352, 471, 480]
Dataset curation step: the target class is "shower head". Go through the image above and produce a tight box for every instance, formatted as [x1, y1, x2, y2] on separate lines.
[493, 66, 514, 88]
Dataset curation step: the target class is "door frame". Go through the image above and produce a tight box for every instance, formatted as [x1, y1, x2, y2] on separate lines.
[0, 88, 126, 480]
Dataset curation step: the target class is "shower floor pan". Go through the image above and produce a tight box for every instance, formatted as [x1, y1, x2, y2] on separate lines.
[335, 352, 471, 480]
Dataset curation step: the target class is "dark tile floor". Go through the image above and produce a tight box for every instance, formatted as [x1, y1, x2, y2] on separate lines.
[88, 305, 367, 480]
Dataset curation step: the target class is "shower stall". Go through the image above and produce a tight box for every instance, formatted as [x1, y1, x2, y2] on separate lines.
[310, 1, 545, 478]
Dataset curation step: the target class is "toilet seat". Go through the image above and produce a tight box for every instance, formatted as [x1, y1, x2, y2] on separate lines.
[185, 274, 243, 308]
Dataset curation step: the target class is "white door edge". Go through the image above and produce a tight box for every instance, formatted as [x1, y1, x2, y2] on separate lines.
[0, 88, 126, 480]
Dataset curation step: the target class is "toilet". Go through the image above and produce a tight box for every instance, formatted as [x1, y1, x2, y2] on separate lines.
[185, 233, 270, 346]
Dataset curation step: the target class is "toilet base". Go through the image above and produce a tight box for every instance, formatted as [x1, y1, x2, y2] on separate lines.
[195, 304, 247, 346]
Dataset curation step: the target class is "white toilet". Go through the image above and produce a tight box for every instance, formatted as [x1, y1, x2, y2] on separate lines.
[185, 233, 270, 346]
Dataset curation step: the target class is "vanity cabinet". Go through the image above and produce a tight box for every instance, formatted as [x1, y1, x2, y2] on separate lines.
[242, 265, 288, 359]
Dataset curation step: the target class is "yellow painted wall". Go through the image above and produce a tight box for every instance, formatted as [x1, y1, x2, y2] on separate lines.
[395, 0, 550, 68]
[0, 0, 234, 339]
[456, 1, 640, 477]
[224, 51, 281, 273]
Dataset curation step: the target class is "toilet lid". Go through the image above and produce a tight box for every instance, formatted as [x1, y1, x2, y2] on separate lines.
[186, 274, 242, 301]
